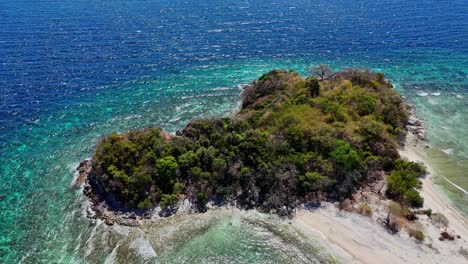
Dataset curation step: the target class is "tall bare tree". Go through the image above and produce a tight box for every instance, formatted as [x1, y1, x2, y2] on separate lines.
[310, 64, 333, 80]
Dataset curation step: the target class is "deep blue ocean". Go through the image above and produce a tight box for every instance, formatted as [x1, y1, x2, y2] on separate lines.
[1, 0, 467, 263]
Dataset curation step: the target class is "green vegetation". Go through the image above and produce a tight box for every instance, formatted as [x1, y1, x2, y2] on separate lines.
[386, 159, 425, 208]
[330, 140, 361, 170]
[357, 203, 372, 216]
[422, 209, 432, 217]
[87, 68, 417, 214]
[306, 77, 320, 97]
[159, 194, 179, 210]
[409, 229, 425, 242]
[404, 189, 424, 208]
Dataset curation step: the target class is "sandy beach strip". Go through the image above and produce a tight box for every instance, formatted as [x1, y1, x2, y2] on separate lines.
[293, 134, 468, 263]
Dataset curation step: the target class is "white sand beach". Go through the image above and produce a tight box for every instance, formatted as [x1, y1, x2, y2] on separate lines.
[293, 133, 468, 263]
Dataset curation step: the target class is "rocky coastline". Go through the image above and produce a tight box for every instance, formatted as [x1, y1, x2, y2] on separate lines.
[73, 100, 468, 264]
[74, 106, 426, 230]
[74, 160, 141, 226]
[73, 69, 435, 235]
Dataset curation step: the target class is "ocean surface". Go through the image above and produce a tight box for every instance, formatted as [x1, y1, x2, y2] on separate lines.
[1, 0, 467, 262]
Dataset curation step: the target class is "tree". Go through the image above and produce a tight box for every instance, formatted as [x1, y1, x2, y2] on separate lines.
[310, 64, 333, 80]
[159, 194, 179, 216]
[178, 150, 199, 170]
[404, 188, 424, 208]
[330, 140, 361, 169]
[155, 156, 178, 193]
[299, 172, 325, 192]
[159, 194, 179, 210]
[306, 77, 320, 97]
[386, 170, 419, 197]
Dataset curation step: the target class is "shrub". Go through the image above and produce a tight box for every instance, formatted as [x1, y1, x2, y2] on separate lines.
[197, 191, 208, 204]
[173, 181, 184, 194]
[137, 198, 153, 209]
[403, 208, 417, 221]
[318, 99, 347, 122]
[286, 127, 308, 151]
[414, 231, 424, 241]
[387, 163, 424, 208]
[330, 140, 361, 170]
[422, 209, 432, 217]
[404, 189, 424, 208]
[299, 172, 325, 192]
[386, 170, 419, 197]
[155, 156, 179, 192]
[409, 229, 425, 242]
[355, 93, 376, 116]
[178, 151, 199, 170]
[393, 159, 426, 177]
[107, 165, 131, 184]
[357, 203, 372, 216]
[306, 77, 320, 97]
[191, 167, 211, 180]
[159, 194, 178, 209]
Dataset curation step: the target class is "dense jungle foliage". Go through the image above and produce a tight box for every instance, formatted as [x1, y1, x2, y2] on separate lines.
[88, 68, 425, 214]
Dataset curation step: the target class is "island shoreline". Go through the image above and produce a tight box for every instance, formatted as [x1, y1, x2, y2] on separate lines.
[73, 70, 468, 262]
[292, 111, 468, 263]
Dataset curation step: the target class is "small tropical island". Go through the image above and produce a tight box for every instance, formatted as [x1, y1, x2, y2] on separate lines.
[77, 67, 467, 262]
[81, 67, 425, 215]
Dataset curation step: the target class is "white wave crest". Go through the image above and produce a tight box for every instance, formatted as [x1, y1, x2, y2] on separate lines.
[124, 115, 142, 120]
[443, 177, 468, 195]
[130, 237, 157, 260]
[169, 116, 181, 123]
[441, 148, 454, 155]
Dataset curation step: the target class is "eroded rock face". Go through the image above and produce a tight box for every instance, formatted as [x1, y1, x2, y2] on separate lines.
[406, 109, 426, 141]
[79, 165, 143, 226]
[72, 160, 92, 189]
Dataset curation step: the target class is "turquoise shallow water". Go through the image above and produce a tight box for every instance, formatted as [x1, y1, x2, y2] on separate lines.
[1, 54, 467, 263]
[77, 208, 340, 263]
[1, 0, 467, 262]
